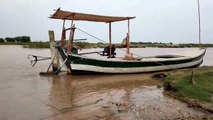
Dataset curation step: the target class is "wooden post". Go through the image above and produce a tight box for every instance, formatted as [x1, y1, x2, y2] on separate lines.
[68, 18, 75, 54]
[127, 19, 130, 54]
[124, 19, 134, 60]
[48, 30, 60, 72]
[109, 22, 112, 58]
[61, 19, 66, 47]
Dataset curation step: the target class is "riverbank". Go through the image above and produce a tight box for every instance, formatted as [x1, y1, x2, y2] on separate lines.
[0, 45, 213, 119]
[1, 42, 213, 49]
[163, 66, 213, 113]
[0, 42, 50, 48]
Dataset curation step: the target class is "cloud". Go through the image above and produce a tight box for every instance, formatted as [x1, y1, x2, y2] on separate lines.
[0, 0, 212, 43]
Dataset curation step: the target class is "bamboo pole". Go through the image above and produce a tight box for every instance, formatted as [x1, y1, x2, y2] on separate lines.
[109, 22, 112, 58]
[197, 0, 201, 48]
[48, 30, 60, 72]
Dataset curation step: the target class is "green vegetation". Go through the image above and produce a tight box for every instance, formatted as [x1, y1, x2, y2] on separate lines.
[74, 42, 106, 48]
[22, 42, 50, 48]
[4, 36, 31, 43]
[164, 67, 213, 103]
[1, 36, 213, 48]
[0, 38, 5, 43]
[0, 41, 50, 48]
[131, 42, 213, 48]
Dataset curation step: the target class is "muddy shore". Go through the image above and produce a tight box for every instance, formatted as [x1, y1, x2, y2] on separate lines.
[1, 46, 213, 120]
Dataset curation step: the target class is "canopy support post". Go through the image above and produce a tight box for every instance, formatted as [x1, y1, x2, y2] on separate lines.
[61, 19, 66, 47]
[127, 19, 130, 54]
[109, 22, 112, 58]
[68, 15, 75, 54]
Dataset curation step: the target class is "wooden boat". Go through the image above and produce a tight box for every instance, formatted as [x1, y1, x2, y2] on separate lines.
[50, 8, 206, 74]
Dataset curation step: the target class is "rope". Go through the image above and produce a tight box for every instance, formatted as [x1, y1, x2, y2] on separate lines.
[76, 27, 144, 57]
[75, 27, 172, 68]
[75, 27, 198, 72]
[76, 27, 107, 44]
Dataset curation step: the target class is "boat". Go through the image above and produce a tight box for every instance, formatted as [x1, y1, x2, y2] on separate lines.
[50, 8, 206, 74]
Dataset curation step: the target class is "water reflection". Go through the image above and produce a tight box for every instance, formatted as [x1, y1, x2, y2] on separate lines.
[48, 75, 74, 110]
[46, 74, 209, 120]
[0, 46, 212, 120]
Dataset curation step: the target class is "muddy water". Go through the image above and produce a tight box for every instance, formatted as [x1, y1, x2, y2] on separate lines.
[0, 46, 212, 120]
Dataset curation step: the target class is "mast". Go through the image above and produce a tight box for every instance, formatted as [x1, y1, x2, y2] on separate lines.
[197, 0, 201, 48]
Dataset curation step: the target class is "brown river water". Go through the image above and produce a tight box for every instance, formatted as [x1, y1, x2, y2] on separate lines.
[0, 46, 213, 120]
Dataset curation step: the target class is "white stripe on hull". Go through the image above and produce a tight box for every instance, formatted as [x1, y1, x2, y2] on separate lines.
[71, 58, 203, 73]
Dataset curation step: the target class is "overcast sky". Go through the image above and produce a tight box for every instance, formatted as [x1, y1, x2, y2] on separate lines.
[0, 0, 212, 44]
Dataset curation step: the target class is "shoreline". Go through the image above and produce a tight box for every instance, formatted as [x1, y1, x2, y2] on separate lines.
[161, 66, 213, 113]
[1, 42, 213, 49]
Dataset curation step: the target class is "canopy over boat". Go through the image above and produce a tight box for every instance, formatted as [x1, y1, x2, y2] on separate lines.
[50, 8, 135, 58]
[50, 8, 135, 22]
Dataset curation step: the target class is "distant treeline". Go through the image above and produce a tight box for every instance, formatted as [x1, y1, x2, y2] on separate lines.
[1, 38, 213, 48]
[0, 36, 31, 43]
[130, 42, 213, 48]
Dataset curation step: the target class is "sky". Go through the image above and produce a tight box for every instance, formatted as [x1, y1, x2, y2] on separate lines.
[0, 0, 212, 44]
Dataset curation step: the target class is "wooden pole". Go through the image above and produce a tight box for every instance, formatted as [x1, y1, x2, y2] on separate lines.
[61, 19, 66, 47]
[68, 17, 74, 54]
[109, 22, 112, 58]
[48, 30, 60, 72]
[197, 0, 201, 48]
[127, 19, 130, 54]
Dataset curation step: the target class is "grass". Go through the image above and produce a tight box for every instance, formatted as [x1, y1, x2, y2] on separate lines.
[22, 42, 50, 48]
[2, 41, 213, 48]
[0, 42, 50, 48]
[164, 67, 213, 103]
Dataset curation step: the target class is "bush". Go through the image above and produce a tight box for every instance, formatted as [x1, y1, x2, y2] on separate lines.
[15, 36, 22, 42]
[0, 38, 5, 43]
[5, 37, 15, 42]
[21, 36, 31, 42]
[15, 36, 31, 43]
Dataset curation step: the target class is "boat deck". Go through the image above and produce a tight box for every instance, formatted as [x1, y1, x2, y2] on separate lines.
[78, 48, 205, 62]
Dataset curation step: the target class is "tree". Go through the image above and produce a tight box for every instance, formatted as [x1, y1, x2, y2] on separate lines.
[15, 36, 22, 42]
[21, 36, 31, 42]
[0, 38, 5, 43]
[5, 37, 15, 42]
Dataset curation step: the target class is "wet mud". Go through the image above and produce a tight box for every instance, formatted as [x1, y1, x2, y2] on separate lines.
[41, 74, 212, 120]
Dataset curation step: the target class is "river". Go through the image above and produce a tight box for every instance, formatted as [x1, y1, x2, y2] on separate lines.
[0, 46, 212, 120]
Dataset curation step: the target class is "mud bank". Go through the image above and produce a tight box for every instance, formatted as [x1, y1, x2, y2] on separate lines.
[39, 74, 212, 120]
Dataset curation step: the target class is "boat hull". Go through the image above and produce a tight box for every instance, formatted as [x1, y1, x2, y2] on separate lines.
[70, 59, 203, 75]
[57, 47, 206, 74]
